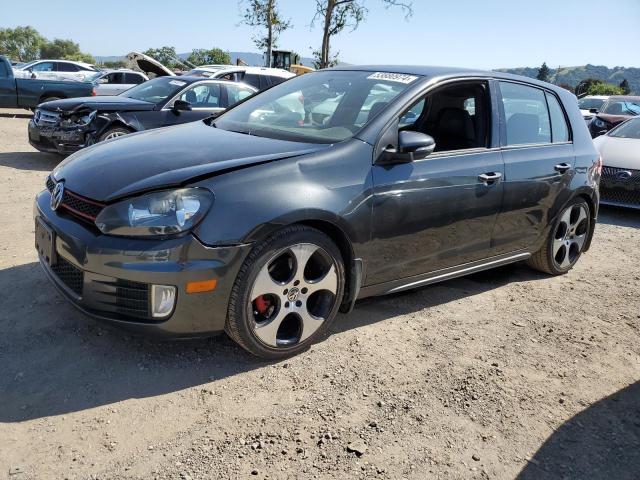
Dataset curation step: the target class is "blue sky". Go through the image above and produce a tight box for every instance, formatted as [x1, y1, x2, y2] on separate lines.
[2, 0, 639, 68]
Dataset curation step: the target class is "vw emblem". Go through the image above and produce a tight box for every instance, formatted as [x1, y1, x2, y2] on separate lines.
[51, 181, 65, 211]
[616, 170, 633, 181]
[287, 287, 300, 302]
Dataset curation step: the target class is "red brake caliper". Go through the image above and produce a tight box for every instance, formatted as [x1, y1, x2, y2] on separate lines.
[255, 295, 270, 315]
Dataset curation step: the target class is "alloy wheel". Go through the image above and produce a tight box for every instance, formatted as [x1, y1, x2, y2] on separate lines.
[104, 131, 126, 140]
[249, 243, 338, 348]
[552, 203, 589, 269]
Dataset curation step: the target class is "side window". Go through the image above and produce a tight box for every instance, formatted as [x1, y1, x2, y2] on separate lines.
[399, 99, 425, 128]
[268, 75, 286, 87]
[243, 73, 261, 89]
[32, 62, 54, 72]
[57, 62, 79, 72]
[180, 84, 221, 108]
[226, 84, 254, 107]
[106, 73, 121, 84]
[500, 82, 551, 145]
[546, 93, 569, 142]
[0, 61, 8, 77]
[125, 73, 145, 84]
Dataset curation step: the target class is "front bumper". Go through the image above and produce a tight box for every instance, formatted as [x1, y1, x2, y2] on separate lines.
[599, 166, 640, 209]
[28, 119, 90, 155]
[34, 190, 251, 337]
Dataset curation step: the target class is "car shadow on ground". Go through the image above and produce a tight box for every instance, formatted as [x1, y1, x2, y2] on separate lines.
[598, 205, 640, 228]
[0, 151, 61, 171]
[1, 260, 548, 423]
[517, 381, 640, 480]
[0, 111, 32, 119]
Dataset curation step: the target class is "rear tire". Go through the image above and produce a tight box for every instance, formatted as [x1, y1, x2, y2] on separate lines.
[98, 126, 132, 142]
[226, 225, 345, 359]
[527, 198, 591, 275]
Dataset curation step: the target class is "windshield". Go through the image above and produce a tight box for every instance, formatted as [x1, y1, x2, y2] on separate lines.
[186, 69, 219, 78]
[578, 97, 605, 110]
[119, 77, 188, 103]
[601, 99, 640, 116]
[609, 117, 640, 139]
[213, 70, 419, 143]
[85, 71, 104, 82]
[16, 60, 38, 69]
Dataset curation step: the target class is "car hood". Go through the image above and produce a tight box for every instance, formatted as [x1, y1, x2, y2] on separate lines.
[52, 121, 330, 202]
[596, 113, 634, 125]
[593, 135, 640, 169]
[39, 96, 155, 113]
[126, 51, 175, 78]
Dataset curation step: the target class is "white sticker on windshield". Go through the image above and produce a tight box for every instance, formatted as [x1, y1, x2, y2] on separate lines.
[169, 80, 187, 86]
[367, 72, 418, 84]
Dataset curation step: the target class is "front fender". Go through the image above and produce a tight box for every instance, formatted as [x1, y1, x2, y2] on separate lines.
[191, 139, 374, 260]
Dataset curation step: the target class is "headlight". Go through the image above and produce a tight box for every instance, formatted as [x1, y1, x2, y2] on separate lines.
[60, 110, 97, 127]
[95, 188, 214, 236]
[593, 118, 607, 129]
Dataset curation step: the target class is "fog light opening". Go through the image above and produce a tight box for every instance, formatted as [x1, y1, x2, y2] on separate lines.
[151, 285, 176, 319]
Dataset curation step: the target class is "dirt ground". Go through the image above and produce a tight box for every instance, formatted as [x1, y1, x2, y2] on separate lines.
[1, 110, 639, 480]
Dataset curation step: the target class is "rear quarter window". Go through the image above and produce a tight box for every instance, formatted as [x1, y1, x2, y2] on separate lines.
[546, 93, 570, 143]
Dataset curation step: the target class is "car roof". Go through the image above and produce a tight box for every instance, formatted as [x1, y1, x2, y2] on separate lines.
[327, 64, 570, 92]
[34, 59, 95, 67]
[606, 95, 640, 101]
[213, 66, 294, 77]
[164, 76, 258, 90]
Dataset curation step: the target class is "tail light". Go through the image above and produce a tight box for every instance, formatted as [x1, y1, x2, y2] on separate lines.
[92, 87, 96, 96]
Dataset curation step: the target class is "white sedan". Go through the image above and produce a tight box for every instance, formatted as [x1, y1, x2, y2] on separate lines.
[593, 116, 640, 208]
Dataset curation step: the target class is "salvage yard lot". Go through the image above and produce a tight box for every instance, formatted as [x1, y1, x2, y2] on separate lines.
[1, 111, 639, 479]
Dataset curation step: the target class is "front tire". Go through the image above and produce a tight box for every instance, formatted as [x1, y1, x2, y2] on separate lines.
[226, 225, 345, 359]
[98, 126, 132, 142]
[527, 198, 591, 275]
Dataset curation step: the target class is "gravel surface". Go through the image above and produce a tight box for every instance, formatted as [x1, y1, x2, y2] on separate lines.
[1, 113, 639, 480]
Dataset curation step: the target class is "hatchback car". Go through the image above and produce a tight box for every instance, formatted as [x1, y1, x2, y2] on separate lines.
[35, 66, 600, 358]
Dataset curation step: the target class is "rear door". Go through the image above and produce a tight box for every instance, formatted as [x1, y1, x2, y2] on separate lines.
[491, 81, 574, 253]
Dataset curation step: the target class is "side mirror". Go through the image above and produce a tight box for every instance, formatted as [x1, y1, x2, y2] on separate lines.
[589, 108, 598, 114]
[380, 131, 436, 164]
[172, 99, 192, 112]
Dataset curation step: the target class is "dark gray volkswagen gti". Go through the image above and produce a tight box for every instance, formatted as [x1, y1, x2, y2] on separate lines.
[35, 66, 601, 358]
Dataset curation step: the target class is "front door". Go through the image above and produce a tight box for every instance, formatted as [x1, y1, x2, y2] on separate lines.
[367, 80, 505, 285]
[0, 61, 17, 108]
[491, 81, 575, 254]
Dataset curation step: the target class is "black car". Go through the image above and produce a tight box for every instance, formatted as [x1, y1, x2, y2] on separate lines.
[35, 66, 600, 358]
[28, 76, 257, 155]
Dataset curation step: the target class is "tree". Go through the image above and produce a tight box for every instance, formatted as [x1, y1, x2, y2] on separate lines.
[240, 0, 292, 67]
[100, 60, 128, 69]
[536, 62, 550, 82]
[0, 26, 44, 61]
[40, 38, 94, 63]
[312, 0, 412, 69]
[142, 46, 181, 69]
[586, 81, 622, 96]
[558, 83, 574, 93]
[311, 47, 339, 69]
[620, 78, 631, 95]
[187, 48, 231, 66]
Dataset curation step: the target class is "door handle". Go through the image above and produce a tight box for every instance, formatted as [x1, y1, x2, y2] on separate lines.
[478, 172, 502, 184]
[554, 163, 572, 174]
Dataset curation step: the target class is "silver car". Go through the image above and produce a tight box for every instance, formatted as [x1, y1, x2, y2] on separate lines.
[89, 70, 148, 95]
[593, 116, 640, 208]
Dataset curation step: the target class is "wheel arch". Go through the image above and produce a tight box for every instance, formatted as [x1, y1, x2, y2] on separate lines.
[243, 213, 360, 313]
[573, 189, 598, 252]
[37, 92, 66, 104]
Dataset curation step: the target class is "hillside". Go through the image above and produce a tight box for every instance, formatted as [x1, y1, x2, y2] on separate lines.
[496, 64, 640, 94]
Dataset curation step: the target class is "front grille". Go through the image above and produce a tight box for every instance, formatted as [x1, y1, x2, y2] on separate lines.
[600, 166, 640, 207]
[46, 177, 104, 221]
[51, 256, 84, 296]
[94, 279, 152, 320]
[34, 109, 60, 126]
